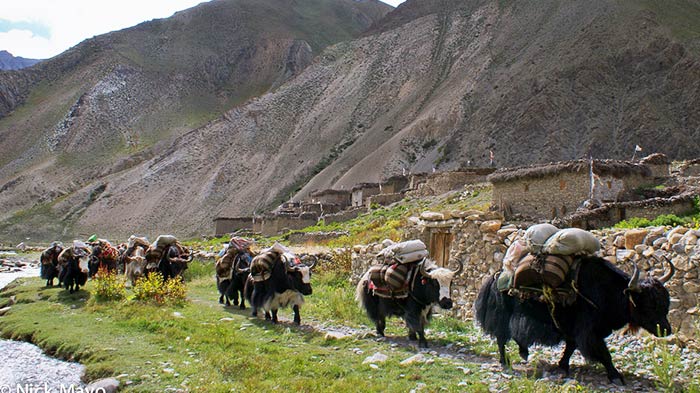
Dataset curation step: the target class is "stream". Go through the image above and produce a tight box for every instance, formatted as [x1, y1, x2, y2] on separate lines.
[0, 252, 86, 393]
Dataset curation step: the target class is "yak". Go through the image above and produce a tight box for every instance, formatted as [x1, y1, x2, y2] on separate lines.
[217, 251, 252, 308]
[124, 246, 148, 286]
[40, 242, 63, 286]
[57, 246, 90, 293]
[356, 258, 463, 348]
[88, 240, 119, 277]
[244, 252, 314, 325]
[475, 254, 674, 385]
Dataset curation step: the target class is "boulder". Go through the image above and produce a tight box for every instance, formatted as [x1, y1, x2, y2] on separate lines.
[479, 220, 502, 233]
[85, 378, 120, 393]
[420, 211, 444, 221]
[624, 229, 648, 249]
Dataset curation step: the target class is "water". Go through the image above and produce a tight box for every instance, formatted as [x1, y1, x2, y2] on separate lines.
[0, 262, 86, 392]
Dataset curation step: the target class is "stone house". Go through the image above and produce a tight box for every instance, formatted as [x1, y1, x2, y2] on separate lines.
[406, 168, 495, 197]
[351, 183, 381, 207]
[213, 217, 253, 236]
[381, 175, 410, 194]
[488, 159, 655, 221]
[640, 153, 670, 180]
[308, 189, 352, 210]
[679, 158, 700, 177]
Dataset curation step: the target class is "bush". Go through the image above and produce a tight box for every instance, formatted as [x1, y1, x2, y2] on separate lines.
[132, 272, 187, 304]
[615, 214, 691, 229]
[316, 248, 352, 275]
[91, 267, 127, 301]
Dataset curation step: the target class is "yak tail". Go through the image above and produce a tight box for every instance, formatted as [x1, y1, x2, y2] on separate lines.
[355, 270, 371, 309]
[474, 273, 516, 342]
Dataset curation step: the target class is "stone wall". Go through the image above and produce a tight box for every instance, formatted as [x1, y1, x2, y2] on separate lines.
[406, 170, 493, 197]
[493, 172, 591, 220]
[259, 214, 318, 236]
[322, 208, 364, 224]
[351, 213, 700, 341]
[287, 231, 349, 244]
[368, 193, 404, 207]
[213, 217, 253, 236]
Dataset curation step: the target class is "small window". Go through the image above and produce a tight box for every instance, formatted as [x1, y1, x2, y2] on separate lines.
[524, 183, 529, 192]
[607, 181, 612, 189]
[559, 179, 566, 190]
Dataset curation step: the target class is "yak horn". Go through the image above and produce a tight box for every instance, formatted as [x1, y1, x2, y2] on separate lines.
[419, 259, 431, 277]
[627, 262, 641, 292]
[658, 255, 676, 284]
[301, 255, 317, 269]
[451, 259, 464, 276]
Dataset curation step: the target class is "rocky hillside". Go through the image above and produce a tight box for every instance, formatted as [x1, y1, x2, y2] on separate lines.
[0, 50, 40, 70]
[2, 0, 700, 241]
[0, 0, 391, 241]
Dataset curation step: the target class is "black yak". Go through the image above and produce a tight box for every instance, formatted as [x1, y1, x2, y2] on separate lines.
[356, 259, 463, 348]
[244, 251, 314, 325]
[40, 242, 63, 286]
[475, 255, 674, 385]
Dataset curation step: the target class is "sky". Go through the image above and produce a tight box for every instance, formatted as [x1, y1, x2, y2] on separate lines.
[0, 0, 406, 60]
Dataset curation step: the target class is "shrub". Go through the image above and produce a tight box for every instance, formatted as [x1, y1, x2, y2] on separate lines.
[132, 272, 187, 304]
[316, 248, 352, 275]
[91, 267, 126, 301]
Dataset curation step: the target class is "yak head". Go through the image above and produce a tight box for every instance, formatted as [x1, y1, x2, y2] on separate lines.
[416, 259, 464, 309]
[626, 257, 675, 337]
[283, 253, 315, 296]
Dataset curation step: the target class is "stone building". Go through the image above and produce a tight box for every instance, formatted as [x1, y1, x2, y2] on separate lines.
[488, 159, 654, 221]
[679, 159, 700, 177]
[640, 153, 670, 180]
[308, 189, 352, 210]
[257, 213, 318, 237]
[406, 168, 495, 197]
[213, 217, 253, 236]
[381, 175, 410, 194]
[351, 183, 381, 207]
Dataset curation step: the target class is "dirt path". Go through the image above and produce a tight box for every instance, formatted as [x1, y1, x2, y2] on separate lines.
[191, 288, 668, 393]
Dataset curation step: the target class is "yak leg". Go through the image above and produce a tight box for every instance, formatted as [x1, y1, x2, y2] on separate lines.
[405, 313, 427, 348]
[270, 309, 279, 323]
[557, 339, 577, 376]
[292, 305, 301, 325]
[514, 338, 529, 361]
[238, 289, 246, 310]
[581, 335, 624, 385]
[497, 337, 511, 368]
[374, 316, 386, 337]
[264, 311, 272, 321]
[407, 325, 417, 341]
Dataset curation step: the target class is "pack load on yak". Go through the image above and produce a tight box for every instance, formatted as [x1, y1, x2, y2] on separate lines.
[215, 237, 254, 307]
[144, 235, 192, 280]
[215, 237, 253, 281]
[498, 224, 601, 304]
[250, 242, 294, 282]
[366, 239, 430, 298]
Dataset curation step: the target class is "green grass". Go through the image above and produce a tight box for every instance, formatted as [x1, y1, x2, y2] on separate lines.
[0, 265, 506, 392]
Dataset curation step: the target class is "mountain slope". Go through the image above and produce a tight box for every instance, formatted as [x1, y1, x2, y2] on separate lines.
[0, 0, 391, 240]
[2, 0, 700, 241]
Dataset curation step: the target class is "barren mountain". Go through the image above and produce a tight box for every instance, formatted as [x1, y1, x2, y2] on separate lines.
[0, 51, 41, 70]
[2, 0, 700, 241]
[0, 0, 391, 241]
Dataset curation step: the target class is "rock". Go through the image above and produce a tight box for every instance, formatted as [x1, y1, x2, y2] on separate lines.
[400, 353, 428, 365]
[624, 229, 648, 249]
[672, 243, 687, 255]
[668, 233, 684, 245]
[652, 237, 668, 248]
[480, 220, 502, 233]
[363, 352, 388, 364]
[684, 233, 699, 246]
[634, 244, 648, 254]
[642, 247, 655, 258]
[0, 306, 11, 316]
[496, 228, 517, 239]
[668, 227, 689, 238]
[85, 378, 120, 393]
[8, 296, 16, 305]
[616, 249, 635, 262]
[420, 211, 444, 221]
[324, 331, 351, 340]
[172, 312, 184, 318]
[682, 281, 700, 293]
[613, 235, 626, 248]
[465, 214, 481, 221]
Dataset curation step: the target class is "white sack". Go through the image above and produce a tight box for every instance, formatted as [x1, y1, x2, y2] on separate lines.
[543, 228, 600, 256]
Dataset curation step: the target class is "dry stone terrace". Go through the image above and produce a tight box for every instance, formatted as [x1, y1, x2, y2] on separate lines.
[351, 210, 700, 343]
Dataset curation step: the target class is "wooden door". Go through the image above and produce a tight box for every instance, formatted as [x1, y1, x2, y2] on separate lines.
[430, 232, 453, 267]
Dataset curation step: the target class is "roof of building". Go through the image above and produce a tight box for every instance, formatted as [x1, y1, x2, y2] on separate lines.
[352, 182, 381, 191]
[640, 153, 670, 165]
[309, 188, 351, 197]
[487, 159, 652, 184]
